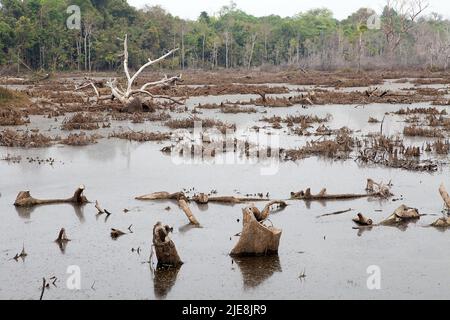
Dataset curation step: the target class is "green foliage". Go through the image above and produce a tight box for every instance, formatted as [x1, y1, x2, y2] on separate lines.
[0, 0, 449, 71]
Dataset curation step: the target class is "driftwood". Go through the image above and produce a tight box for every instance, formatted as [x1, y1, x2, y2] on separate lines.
[136, 191, 267, 204]
[178, 199, 200, 226]
[291, 188, 368, 200]
[192, 193, 271, 204]
[230, 206, 282, 256]
[380, 205, 420, 226]
[14, 185, 88, 207]
[352, 213, 373, 226]
[135, 191, 186, 201]
[153, 222, 183, 268]
[291, 179, 392, 201]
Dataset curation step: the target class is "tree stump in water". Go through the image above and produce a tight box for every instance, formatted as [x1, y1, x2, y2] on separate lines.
[153, 222, 183, 268]
[230, 206, 282, 256]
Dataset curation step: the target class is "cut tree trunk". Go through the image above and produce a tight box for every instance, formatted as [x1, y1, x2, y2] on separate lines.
[14, 185, 88, 207]
[230, 207, 282, 257]
[153, 222, 183, 268]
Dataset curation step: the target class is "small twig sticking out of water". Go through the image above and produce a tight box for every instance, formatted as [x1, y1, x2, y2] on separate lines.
[39, 278, 47, 300]
[298, 269, 307, 281]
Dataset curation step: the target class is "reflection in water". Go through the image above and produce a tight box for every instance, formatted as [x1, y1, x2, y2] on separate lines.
[178, 223, 202, 233]
[232, 255, 282, 289]
[153, 266, 181, 299]
[15, 203, 87, 223]
[55, 240, 69, 254]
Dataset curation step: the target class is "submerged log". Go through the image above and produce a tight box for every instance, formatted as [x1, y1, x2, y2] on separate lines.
[153, 222, 183, 268]
[14, 185, 88, 207]
[230, 206, 282, 257]
[292, 179, 392, 201]
[291, 188, 369, 200]
[380, 205, 420, 226]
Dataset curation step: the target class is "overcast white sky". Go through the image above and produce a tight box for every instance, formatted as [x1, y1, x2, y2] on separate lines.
[128, 0, 449, 20]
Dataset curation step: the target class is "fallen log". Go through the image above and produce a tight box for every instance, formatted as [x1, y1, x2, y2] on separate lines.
[153, 222, 183, 268]
[14, 185, 89, 207]
[230, 206, 282, 257]
[178, 199, 200, 226]
[291, 188, 369, 200]
[352, 213, 373, 226]
[380, 205, 420, 226]
[135, 191, 186, 201]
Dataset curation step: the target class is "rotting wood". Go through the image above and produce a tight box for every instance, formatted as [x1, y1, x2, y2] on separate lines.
[135, 191, 187, 201]
[379, 205, 420, 226]
[153, 222, 183, 268]
[178, 199, 200, 226]
[230, 206, 282, 257]
[14, 185, 88, 207]
[352, 213, 373, 226]
[291, 179, 392, 201]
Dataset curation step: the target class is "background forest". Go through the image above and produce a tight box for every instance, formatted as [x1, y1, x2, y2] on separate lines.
[0, 0, 449, 72]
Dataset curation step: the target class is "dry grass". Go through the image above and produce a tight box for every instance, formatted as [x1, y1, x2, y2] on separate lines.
[0, 87, 30, 108]
[109, 130, 171, 142]
[60, 133, 101, 146]
[403, 126, 444, 138]
[394, 107, 446, 115]
[61, 112, 101, 131]
[0, 129, 52, 148]
[0, 108, 30, 126]
[165, 117, 236, 133]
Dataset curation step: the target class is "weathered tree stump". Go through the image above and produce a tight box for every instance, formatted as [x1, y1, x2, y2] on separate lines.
[230, 207, 282, 257]
[14, 185, 88, 207]
[380, 204, 420, 225]
[153, 222, 183, 268]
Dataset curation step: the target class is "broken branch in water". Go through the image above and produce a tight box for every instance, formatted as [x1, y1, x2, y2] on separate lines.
[135, 191, 187, 201]
[14, 185, 89, 207]
[55, 228, 70, 243]
[352, 213, 373, 226]
[13, 245, 27, 261]
[178, 199, 200, 226]
[95, 200, 105, 214]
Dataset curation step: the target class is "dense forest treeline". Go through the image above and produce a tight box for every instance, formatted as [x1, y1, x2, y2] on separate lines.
[0, 0, 449, 72]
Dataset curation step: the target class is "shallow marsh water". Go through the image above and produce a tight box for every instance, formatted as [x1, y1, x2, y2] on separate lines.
[1, 84, 450, 300]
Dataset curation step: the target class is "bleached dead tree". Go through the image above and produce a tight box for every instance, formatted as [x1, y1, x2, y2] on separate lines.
[77, 34, 183, 109]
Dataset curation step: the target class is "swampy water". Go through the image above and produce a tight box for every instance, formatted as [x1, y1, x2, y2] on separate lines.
[1, 86, 450, 300]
